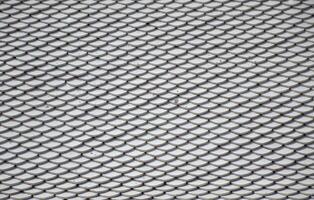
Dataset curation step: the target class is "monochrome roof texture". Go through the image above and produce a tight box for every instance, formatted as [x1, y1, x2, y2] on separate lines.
[0, 0, 314, 199]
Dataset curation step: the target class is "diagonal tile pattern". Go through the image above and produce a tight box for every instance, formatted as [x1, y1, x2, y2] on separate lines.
[0, 0, 314, 199]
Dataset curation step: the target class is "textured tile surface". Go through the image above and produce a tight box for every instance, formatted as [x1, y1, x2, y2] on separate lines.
[0, 0, 314, 199]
